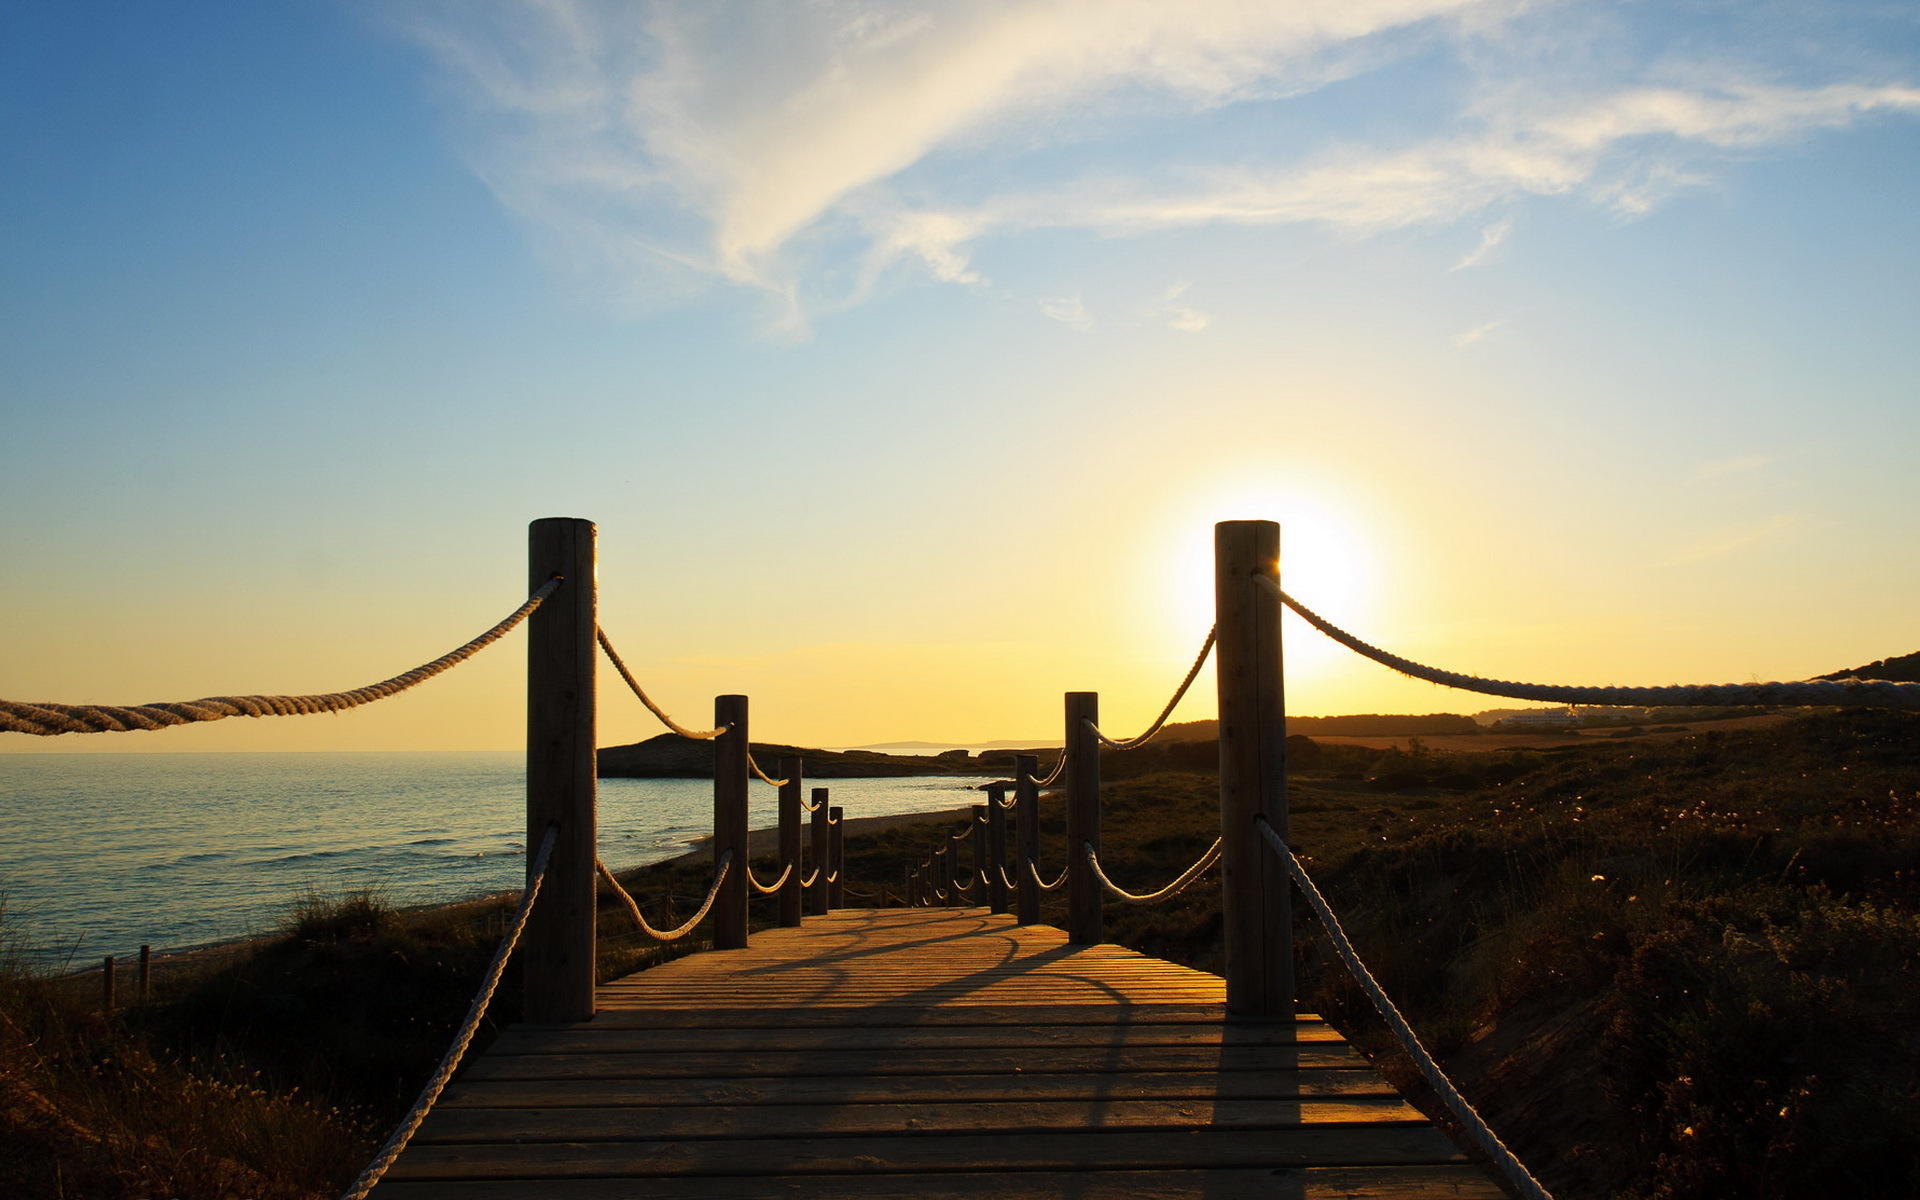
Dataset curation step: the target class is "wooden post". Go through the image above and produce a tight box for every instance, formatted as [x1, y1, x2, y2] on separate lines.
[1216, 519, 1292, 1018]
[1065, 691, 1102, 944]
[808, 788, 830, 916]
[970, 804, 988, 907]
[1014, 755, 1041, 926]
[712, 695, 751, 950]
[986, 784, 1010, 915]
[102, 956, 115, 1015]
[935, 848, 950, 908]
[828, 806, 846, 909]
[526, 517, 597, 1023]
[777, 758, 804, 928]
[137, 944, 150, 1004]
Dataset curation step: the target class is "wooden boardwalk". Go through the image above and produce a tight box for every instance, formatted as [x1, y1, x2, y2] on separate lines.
[378, 909, 1502, 1198]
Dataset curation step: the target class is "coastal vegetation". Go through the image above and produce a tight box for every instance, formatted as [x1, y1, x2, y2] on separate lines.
[4, 707, 1914, 1198]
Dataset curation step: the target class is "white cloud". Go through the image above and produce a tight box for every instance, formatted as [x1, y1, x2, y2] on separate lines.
[1693, 453, 1777, 481]
[1039, 294, 1094, 331]
[1451, 216, 1512, 270]
[397, 2, 1920, 325]
[1450, 318, 1505, 347]
[1668, 514, 1802, 564]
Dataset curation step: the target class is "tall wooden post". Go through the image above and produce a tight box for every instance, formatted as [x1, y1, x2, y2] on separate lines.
[1065, 691, 1102, 944]
[526, 517, 597, 1022]
[970, 804, 988, 907]
[1014, 755, 1041, 926]
[829, 806, 846, 909]
[808, 788, 830, 916]
[777, 758, 804, 927]
[937, 848, 951, 908]
[712, 695, 751, 950]
[986, 784, 1010, 915]
[1216, 519, 1292, 1018]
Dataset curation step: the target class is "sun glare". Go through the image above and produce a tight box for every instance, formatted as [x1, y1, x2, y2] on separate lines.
[1146, 476, 1381, 686]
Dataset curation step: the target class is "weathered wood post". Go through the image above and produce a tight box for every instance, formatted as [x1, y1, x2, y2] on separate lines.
[808, 788, 830, 916]
[1216, 519, 1292, 1018]
[778, 757, 804, 927]
[526, 517, 597, 1021]
[1014, 755, 1041, 926]
[970, 804, 989, 906]
[712, 695, 751, 950]
[986, 784, 1010, 915]
[1065, 691, 1102, 944]
[936, 847, 951, 907]
[138, 944, 150, 1004]
[102, 956, 115, 1015]
[829, 806, 846, 909]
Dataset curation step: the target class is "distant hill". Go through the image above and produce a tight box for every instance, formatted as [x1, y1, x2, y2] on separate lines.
[1150, 713, 1480, 742]
[1821, 651, 1920, 683]
[598, 734, 997, 779]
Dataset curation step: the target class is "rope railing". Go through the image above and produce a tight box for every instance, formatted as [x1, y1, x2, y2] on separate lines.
[597, 627, 724, 740]
[1273, 581, 1920, 710]
[3, 579, 562, 738]
[340, 823, 558, 1200]
[746, 861, 794, 895]
[1034, 754, 1066, 787]
[799, 866, 821, 889]
[1025, 859, 1069, 893]
[1083, 839, 1221, 904]
[1255, 817, 1553, 1200]
[1086, 626, 1217, 749]
[747, 752, 791, 788]
[598, 853, 733, 942]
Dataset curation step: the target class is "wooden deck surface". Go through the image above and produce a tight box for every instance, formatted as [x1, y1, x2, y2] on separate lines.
[377, 909, 1502, 1198]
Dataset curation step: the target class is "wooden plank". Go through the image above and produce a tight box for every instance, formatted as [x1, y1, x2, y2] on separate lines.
[378, 1163, 1507, 1199]
[415, 1096, 1428, 1142]
[458, 1044, 1372, 1081]
[438, 1070, 1400, 1109]
[384, 1126, 1468, 1179]
[485, 1022, 1344, 1055]
[577, 1003, 1242, 1028]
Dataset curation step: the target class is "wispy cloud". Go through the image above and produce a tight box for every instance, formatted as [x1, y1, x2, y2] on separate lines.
[1693, 453, 1776, 481]
[1451, 216, 1512, 270]
[1039, 294, 1094, 331]
[1158, 282, 1210, 331]
[1668, 514, 1802, 564]
[1451, 317, 1505, 347]
[397, 2, 1920, 326]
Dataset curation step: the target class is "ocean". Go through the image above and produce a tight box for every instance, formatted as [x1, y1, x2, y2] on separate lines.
[0, 753, 985, 961]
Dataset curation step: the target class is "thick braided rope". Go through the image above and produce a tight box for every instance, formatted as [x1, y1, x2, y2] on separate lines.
[597, 627, 723, 740]
[1273, 581, 1920, 710]
[841, 884, 876, 900]
[1256, 818, 1553, 1200]
[1084, 839, 1221, 904]
[5, 579, 562, 738]
[1088, 626, 1217, 749]
[1034, 754, 1067, 787]
[1025, 859, 1069, 893]
[998, 864, 1020, 891]
[799, 866, 821, 888]
[598, 853, 732, 942]
[747, 753, 791, 788]
[340, 824, 558, 1200]
[747, 861, 794, 895]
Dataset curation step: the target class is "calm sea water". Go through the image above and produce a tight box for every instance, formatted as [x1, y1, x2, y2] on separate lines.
[0, 753, 985, 961]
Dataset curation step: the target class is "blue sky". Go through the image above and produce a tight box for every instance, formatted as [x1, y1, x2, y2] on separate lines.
[3, 1, 1917, 751]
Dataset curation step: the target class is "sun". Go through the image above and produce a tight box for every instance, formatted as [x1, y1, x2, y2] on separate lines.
[1146, 474, 1381, 680]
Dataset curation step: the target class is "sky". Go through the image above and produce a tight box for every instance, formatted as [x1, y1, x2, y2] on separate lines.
[2, 0, 1917, 753]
